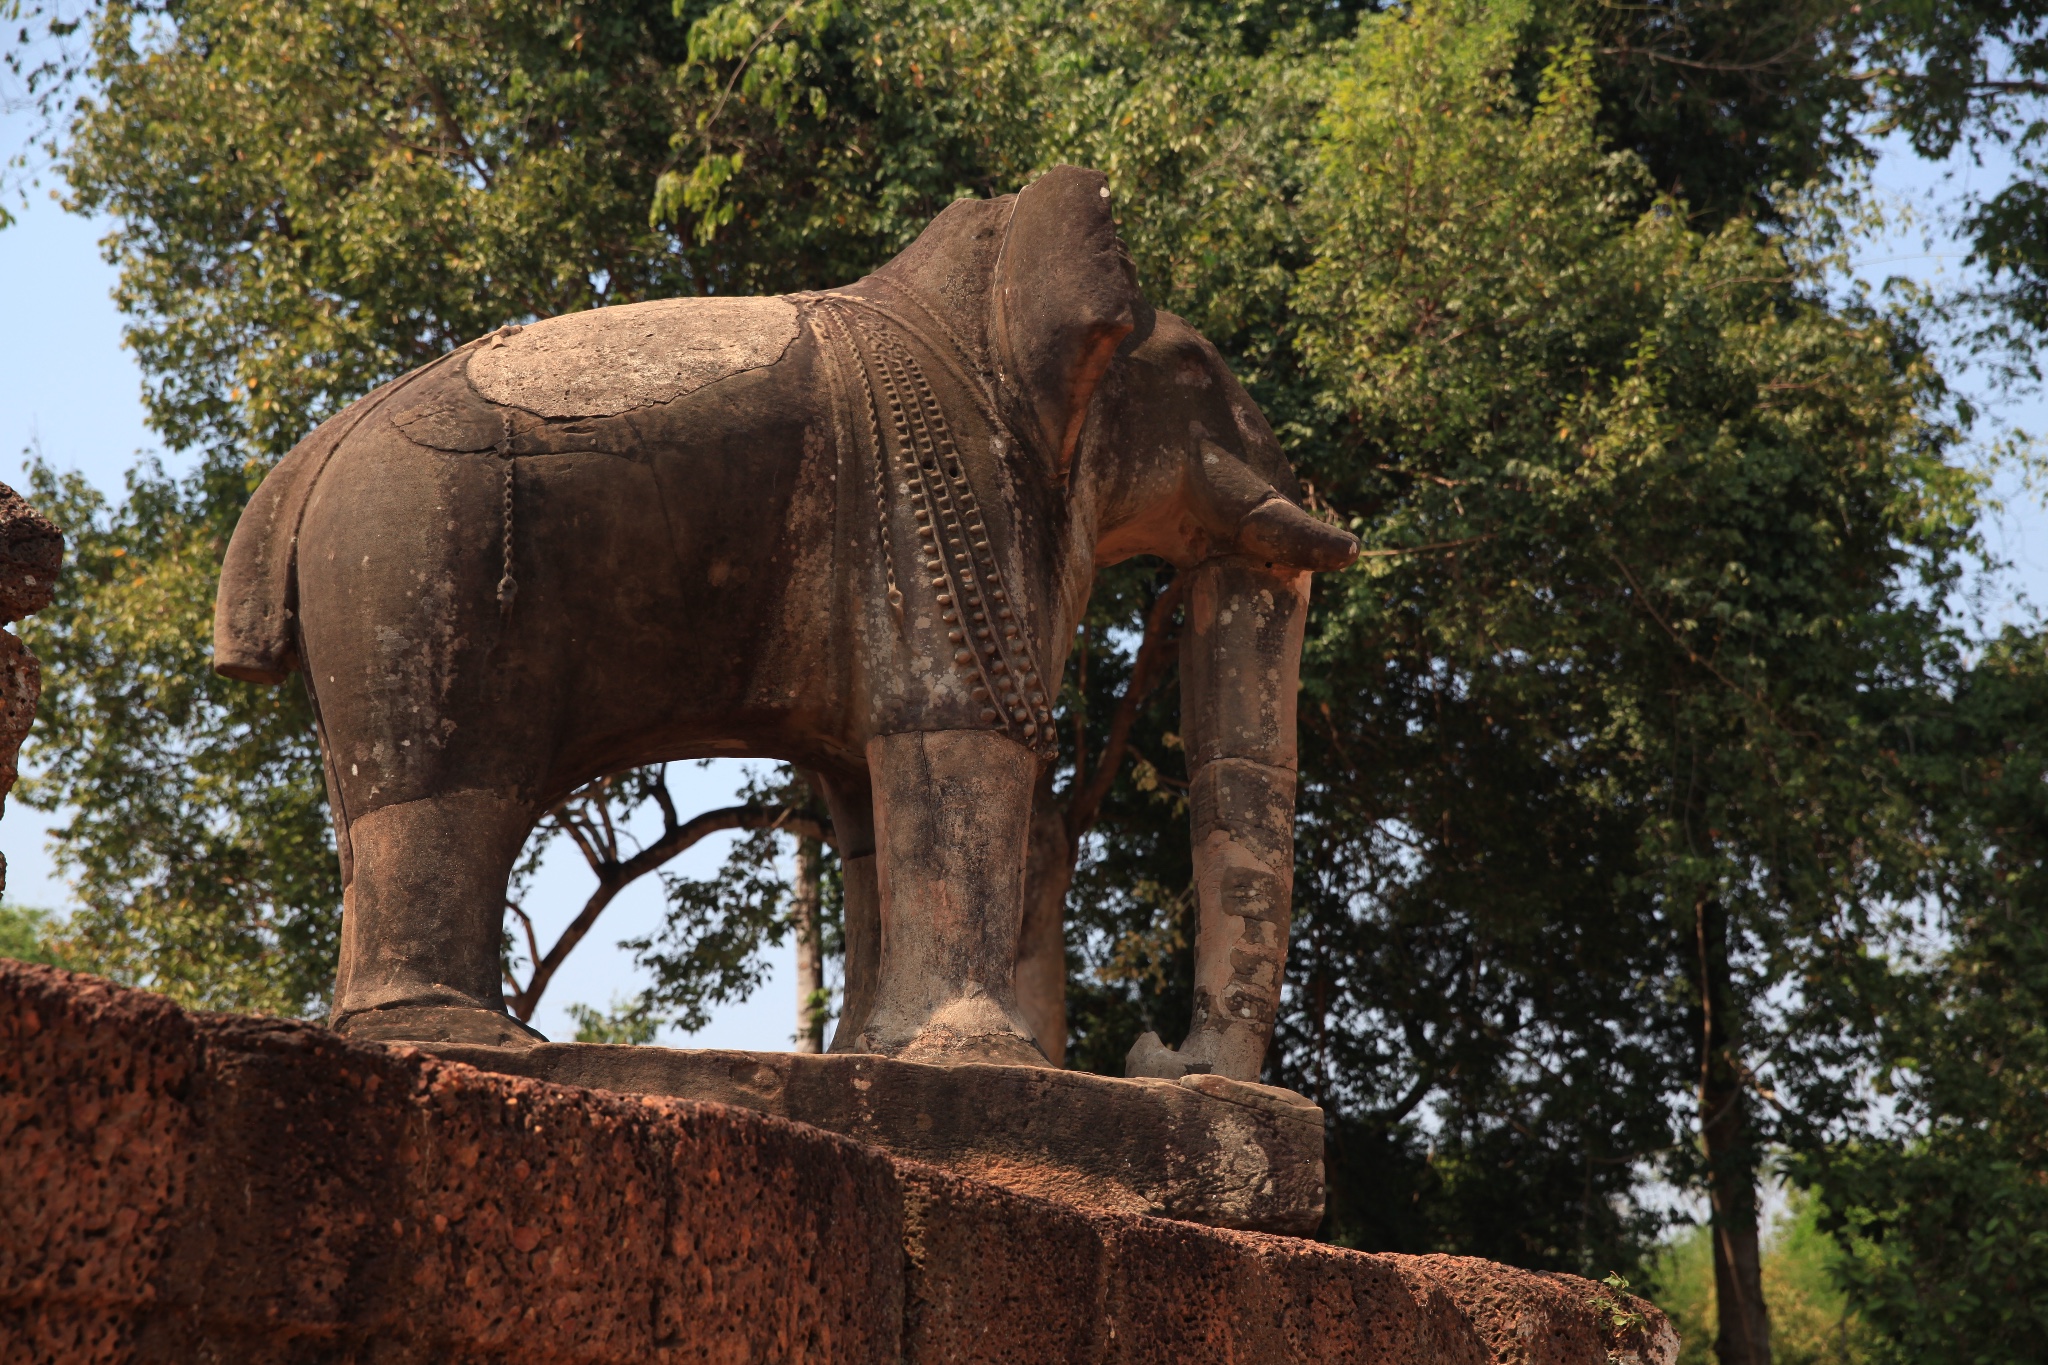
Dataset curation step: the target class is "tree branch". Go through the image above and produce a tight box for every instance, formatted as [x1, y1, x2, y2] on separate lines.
[1607, 551, 1796, 731]
[1356, 534, 1495, 559]
[1598, 36, 1818, 78]
[1064, 577, 1185, 843]
[502, 899, 544, 1015]
[383, 18, 496, 191]
[554, 808, 607, 878]
[1965, 78, 2048, 96]
[512, 802, 834, 1021]
[650, 765, 681, 838]
[1370, 1070, 1434, 1127]
[594, 782, 621, 860]
[695, 4, 802, 153]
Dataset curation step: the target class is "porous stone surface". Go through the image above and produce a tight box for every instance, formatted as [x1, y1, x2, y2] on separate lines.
[0, 961, 1678, 1365]
[0, 630, 42, 815]
[0, 483, 61, 625]
[414, 1040, 1326, 1234]
[0, 480, 61, 899]
[464, 296, 802, 417]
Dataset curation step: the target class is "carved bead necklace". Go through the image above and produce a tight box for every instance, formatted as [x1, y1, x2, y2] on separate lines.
[810, 296, 1057, 760]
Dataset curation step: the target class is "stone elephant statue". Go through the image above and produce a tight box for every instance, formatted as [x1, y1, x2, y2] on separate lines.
[213, 166, 1357, 1079]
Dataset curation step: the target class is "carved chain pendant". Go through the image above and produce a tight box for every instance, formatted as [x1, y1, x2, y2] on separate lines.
[810, 296, 1057, 760]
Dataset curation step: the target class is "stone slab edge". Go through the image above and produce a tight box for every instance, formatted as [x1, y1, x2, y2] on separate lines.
[416, 1040, 1325, 1234]
[0, 961, 1679, 1365]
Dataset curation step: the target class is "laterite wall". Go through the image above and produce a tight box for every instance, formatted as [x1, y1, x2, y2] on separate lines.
[0, 961, 1676, 1364]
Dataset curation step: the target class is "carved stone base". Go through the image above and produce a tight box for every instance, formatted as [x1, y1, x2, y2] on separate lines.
[417, 1041, 1326, 1235]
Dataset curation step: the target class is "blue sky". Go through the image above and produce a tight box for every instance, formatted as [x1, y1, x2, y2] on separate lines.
[1844, 135, 2048, 620]
[2, 115, 2044, 1051]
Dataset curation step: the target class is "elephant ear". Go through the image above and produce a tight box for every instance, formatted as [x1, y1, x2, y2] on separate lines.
[993, 166, 1140, 481]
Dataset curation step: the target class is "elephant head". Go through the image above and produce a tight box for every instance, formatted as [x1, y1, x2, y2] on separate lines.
[1080, 299, 1357, 1083]
[888, 166, 1359, 1081]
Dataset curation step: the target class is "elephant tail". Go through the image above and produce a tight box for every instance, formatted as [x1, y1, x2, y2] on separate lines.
[214, 374, 414, 684]
[211, 430, 329, 684]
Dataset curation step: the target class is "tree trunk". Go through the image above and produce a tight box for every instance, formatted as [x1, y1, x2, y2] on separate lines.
[1696, 895, 1769, 1365]
[792, 834, 826, 1053]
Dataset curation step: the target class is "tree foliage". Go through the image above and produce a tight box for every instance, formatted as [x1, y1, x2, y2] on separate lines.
[1852, 0, 2048, 347]
[1793, 629, 2048, 1364]
[1279, 5, 1978, 1273]
[1654, 1191, 1877, 1365]
[22, 460, 338, 1014]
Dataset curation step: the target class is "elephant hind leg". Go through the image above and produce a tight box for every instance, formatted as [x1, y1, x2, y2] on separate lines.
[331, 788, 544, 1047]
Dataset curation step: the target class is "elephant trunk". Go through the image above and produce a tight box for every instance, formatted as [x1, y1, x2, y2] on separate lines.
[1124, 438, 1353, 1082]
[1128, 555, 1310, 1082]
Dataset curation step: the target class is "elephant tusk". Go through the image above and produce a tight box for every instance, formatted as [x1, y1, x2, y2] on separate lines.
[1235, 496, 1360, 574]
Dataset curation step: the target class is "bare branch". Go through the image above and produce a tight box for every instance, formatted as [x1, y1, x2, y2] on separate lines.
[553, 808, 607, 877]
[516, 802, 835, 1019]
[1064, 577, 1185, 843]
[1968, 78, 2048, 95]
[1598, 35, 1818, 78]
[1355, 534, 1495, 559]
[651, 764, 681, 838]
[594, 786, 621, 861]
[503, 900, 543, 1016]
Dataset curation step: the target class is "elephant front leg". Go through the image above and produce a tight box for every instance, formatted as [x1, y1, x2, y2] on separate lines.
[813, 771, 882, 1054]
[1127, 557, 1310, 1084]
[855, 730, 1050, 1067]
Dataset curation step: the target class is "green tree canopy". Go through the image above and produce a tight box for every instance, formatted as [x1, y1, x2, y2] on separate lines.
[1793, 627, 2048, 1364]
[1279, 6, 1977, 1272]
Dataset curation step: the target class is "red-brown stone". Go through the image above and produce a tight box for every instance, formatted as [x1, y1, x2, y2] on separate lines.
[0, 960, 1677, 1364]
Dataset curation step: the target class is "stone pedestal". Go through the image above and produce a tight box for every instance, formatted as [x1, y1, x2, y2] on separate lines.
[417, 1041, 1326, 1235]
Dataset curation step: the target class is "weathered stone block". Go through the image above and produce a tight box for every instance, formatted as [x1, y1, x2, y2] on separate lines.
[414, 1041, 1327, 1235]
[1, 963, 902, 1363]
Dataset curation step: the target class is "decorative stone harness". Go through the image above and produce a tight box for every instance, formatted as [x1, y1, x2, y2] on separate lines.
[807, 294, 1058, 761]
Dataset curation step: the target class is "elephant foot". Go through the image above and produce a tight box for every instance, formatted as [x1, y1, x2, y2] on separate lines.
[862, 993, 1052, 1068]
[335, 1003, 548, 1049]
[896, 1026, 1051, 1068]
[1125, 1029, 1216, 1079]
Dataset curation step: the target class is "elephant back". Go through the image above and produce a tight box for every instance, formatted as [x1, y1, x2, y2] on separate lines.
[463, 297, 803, 420]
